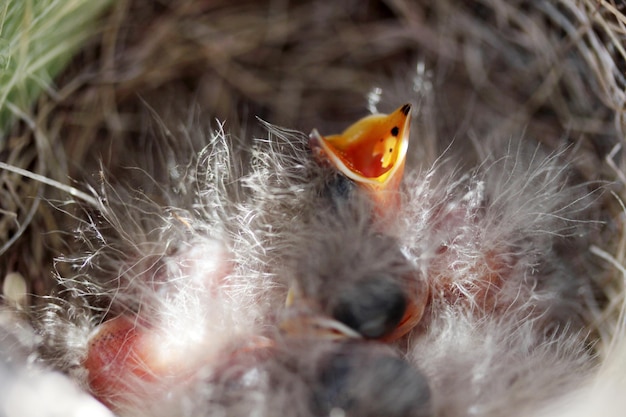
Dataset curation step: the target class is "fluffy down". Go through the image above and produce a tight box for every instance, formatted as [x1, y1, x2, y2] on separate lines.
[17, 109, 606, 417]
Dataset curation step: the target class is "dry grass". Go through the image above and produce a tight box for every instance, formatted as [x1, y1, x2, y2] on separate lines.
[0, 0, 112, 297]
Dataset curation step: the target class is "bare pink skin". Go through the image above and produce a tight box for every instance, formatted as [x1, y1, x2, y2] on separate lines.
[84, 314, 275, 410]
[84, 316, 163, 408]
[83, 241, 253, 409]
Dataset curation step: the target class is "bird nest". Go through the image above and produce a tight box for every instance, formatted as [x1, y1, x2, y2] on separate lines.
[1, 1, 626, 416]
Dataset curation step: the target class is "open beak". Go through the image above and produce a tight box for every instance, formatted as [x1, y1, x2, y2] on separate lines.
[310, 103, 412, 212]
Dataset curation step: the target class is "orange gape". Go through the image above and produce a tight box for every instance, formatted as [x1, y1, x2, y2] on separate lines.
[310, 103, 412, 213]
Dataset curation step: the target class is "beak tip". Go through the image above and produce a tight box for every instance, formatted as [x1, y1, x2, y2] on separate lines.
[309, 128, 323, 143]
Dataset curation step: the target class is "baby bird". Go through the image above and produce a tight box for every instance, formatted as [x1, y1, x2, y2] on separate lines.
[25, 102, 599, 417]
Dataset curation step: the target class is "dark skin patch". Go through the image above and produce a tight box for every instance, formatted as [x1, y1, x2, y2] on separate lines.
[331, 276, 407, 339]
[400, 103, 411, 116]
[389, 148, 393, 153]
[391, 126, 399, 136]
[323, 173, 356, 205]
[312, 344, 433, 417]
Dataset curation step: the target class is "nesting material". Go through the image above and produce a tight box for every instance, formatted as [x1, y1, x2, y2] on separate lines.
[1, 1, 626, 417]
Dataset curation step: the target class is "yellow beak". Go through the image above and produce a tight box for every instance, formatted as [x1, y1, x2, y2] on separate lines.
[310, 104, 412, 211]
